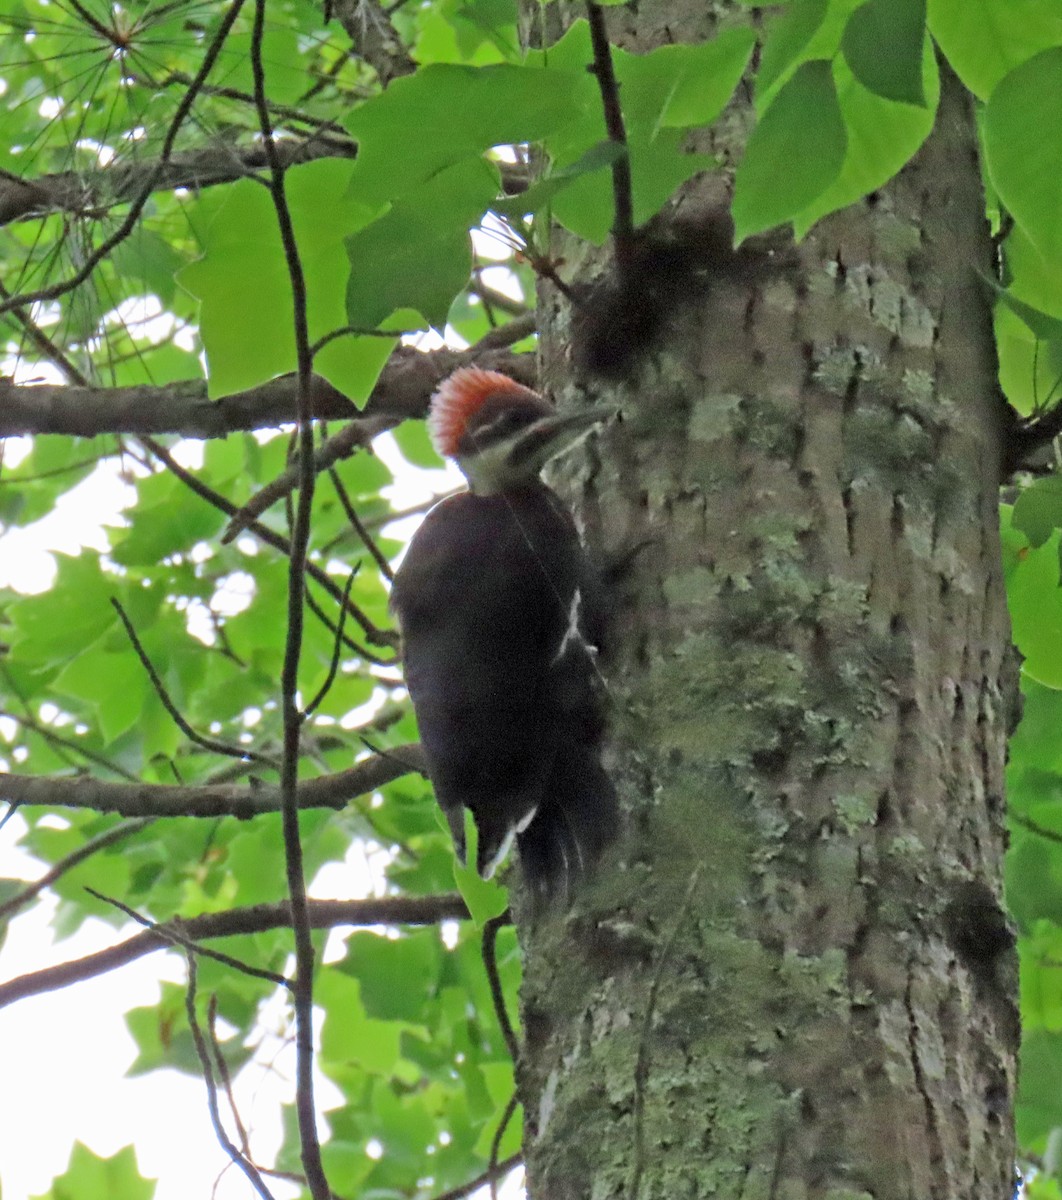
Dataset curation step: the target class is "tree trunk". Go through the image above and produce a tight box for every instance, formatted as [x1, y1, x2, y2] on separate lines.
[516, 7, 1019, 1198]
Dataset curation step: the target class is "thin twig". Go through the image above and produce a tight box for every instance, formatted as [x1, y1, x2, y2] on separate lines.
[470, 275, 529, 317]
[251, 0, 330, 1190]
[0, 819, 151, 923]
[218, 414, 394, 545]
[585, 3, 635, 263]
[432, 1154, 523, 1200]
[304, 568, 359, 718]
[0, 702, 139, 782]
[84, 887, 291, 989]
[139, 437, 398, 651]
[0, 893, 469, 1011]
[489, 1093, 520, 1200]
[1011, 811, 1062, 845]
[482, 911, 519, 1063]
[208, 995, 252, 1156]
[329, 466, 395, 581]
[184, 952, 279, 1200]
[309, 324, 409, 356]
[0, 0, 248, 316]
[0, 279, 91, 385]
[110, 598, 279, 767]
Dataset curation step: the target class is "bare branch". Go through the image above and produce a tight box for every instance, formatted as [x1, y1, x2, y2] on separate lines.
[329, 466, 395, 581]
[303, 569, 359, 718]
[139, 437, 399, 651]
[489, 1093, 520, 1200]
[585, 3, 634, 264]
[482, 912, 519, 1063]
[0, 137, 357, 230]
[432, 1155, 523, 1200]
[0, 743, 427, 818]
[331, 0, 416, 85]
[85, 886, 290, 989]
[110, 598, 278, 768]
[0, 892, 470, 1010]
[0, 819, 152, 924]
[220, 414, 393, 542]
[251, 2, 331, 1187]
[183, 951, 282, 1200]
[0, 343, 534, 440]
[0, 143, 529, 232]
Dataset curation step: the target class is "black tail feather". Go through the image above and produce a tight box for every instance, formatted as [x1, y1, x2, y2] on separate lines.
[516, 743, 618, 903]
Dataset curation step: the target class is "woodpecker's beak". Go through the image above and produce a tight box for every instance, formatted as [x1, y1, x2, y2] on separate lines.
[507, 405, 617, 476]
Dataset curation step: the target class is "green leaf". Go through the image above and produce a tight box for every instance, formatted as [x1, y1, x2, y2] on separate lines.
[178, 163, 384, 398]
[1018, 1028, 1062, 1152]
[1021, 923, 1062, 1033]
[340, 929, 442, 1023]
[345, 158, 500, 329]
[391, 418, 446, 469]
[318, 971, 404, 1080]
[8, 552, 115, 670]
[125, 983, 202, 1077]
[413, 0, 520, 65]
[632, 28, 757, 130]
[927, 0, 1062, 100]
[1014, 478, 1062, 550]
[0, 437, 100, 527]
[793, 44, 937, 236]
[30, 1143, 155, 1200]
[492, 140, 626, 219]
[733, 59, 847, 242]
[1002, 512, 1062, 688]
[983, 275, 1062, 348]
[985, 48, 1062, 263]
[757, 0, 830, 98]
[109, 468, 227, 566]
[841, 0, 926, 106]
[452, 810, 509, 926]
[344, 62, 589, 206]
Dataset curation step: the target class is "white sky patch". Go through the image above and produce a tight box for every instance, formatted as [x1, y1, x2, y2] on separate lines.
[0, 462, 136, 593]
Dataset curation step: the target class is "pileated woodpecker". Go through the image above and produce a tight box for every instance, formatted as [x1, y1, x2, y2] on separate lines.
[390, 367, 618, 900]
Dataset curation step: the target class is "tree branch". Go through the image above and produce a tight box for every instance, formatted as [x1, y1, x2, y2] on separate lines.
[0, 345, 534, 439]
[0, 818, 152, 924]
[0, 144, 528, 230]
[433, 1155, 523, 1200]
[0, 743, 427, 818]
[251, 2, 331, 1184]
[0, 892, 469, 1010]
[219, 414, 394, 542]
[184, 951, 278, 1200]
[110, 598, 279, 768]
[585, 2, 634, 264]
[331, 0, 416, 85]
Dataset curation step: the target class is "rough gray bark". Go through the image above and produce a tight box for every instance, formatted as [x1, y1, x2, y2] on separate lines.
[516, 8, 1018, 1200]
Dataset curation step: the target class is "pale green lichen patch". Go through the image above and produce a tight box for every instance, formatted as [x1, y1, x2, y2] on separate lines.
[689, 392, 742, 442]
[833, 792, 877, 833]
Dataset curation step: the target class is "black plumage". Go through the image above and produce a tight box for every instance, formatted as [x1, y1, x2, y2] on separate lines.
[390, 369, 617, 899]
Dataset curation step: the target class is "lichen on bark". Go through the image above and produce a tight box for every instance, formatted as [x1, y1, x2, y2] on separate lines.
[515, 6, 1017, 1199]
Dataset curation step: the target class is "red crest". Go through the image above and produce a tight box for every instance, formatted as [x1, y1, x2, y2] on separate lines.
[428, 368, 539, 459]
